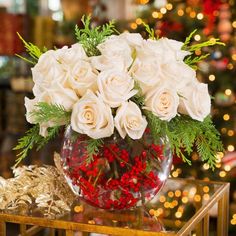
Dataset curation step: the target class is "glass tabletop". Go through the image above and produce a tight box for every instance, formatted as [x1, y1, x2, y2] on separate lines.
[0, 178, 225, 235]
[64, 178, 222, 233]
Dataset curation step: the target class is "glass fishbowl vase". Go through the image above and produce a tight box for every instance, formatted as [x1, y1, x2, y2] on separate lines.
[60, 126, 172, 210]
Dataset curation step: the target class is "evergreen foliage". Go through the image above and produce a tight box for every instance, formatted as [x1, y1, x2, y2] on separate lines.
[14, 125, 60, 166]
[30, 102, 71, 125]
[75, 15, 117, 56]
[145, 110, 223, 169]
[142, 21, 157, 40]
[86, 138, 104, 164]
[16, 32, 43, 64]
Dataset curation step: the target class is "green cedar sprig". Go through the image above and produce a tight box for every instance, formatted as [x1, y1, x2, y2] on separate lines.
[142, 22, 157, 40]
[145, 111, 223, 169]
[184, 53, 210, 70]
[86, 138, 104, 164]
[181, 29, 197, 50]
[16, 32, 43, 64]
[75, 15, 117, 56]
[182, 30, 225, 69]
[187, 39, 225, 52]
[13, 125, 60, 167]
[29, 102, 71, 125]
[131, 81, 145, 107]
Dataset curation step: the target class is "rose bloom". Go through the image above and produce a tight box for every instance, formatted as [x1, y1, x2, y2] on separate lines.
[119, 32, 143, 48]
[137, 38, 190, 63]
[160, 61, 197, 91]
[66, 60, 98, 97]
[178, 81, 211, 121]
[114, 101, 147, 139]
[97, 69, 137, 108]
[129, 58, 161, 93]
[55, 43, 87, 67]
[71, 90, 114, 139]
[32, 64, 66, 97]
[145, 82, 179, 121]
[32, 50, 66, 95]
[25, 85, 78, 137]
[91, 35, 133, 71]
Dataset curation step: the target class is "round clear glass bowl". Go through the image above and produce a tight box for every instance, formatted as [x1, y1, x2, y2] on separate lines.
[60, 126, 172, 210]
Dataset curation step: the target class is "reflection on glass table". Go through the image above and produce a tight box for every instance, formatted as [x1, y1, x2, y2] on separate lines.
[0, 178, 230, 236]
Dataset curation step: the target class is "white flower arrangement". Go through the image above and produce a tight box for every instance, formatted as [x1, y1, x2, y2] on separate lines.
[14, 16, 223, 168]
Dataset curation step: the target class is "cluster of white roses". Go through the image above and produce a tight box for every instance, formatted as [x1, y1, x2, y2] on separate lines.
[25, 32, 211, 139]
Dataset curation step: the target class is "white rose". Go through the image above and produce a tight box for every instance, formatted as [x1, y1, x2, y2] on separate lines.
[24, 96, 57, 138]
[157, 37, 190, 61]
[25, 96, 38, 124]
[145, 83, 179, 121]
[129, 58, 161, 93]
[71, 90, 114, 139]
[178, 82, 211, 121]
[32, 64, 66, 97]
[66, 60, 98, 96]
[33, 83, 78, 112]
[160, 61, 196, 91]
[34, 50, 58, 75]
[25, 85, 78, 137]
[119, 32, 143, 48]
[44, 83, 78, 111]
[97, 69, 137, 108]
[32, 51, 64, 85]
[115, 101, 147, 139]
[91, 55, 126, 72]
[91, 35, 133, 71]
[55, 43, 87, 66]
[137, 38, 190, 63]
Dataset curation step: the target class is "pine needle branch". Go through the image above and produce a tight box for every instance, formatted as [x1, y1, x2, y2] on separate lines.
[29, 102, 71, 125]
[13, 125, 61, 166]
[187, 39, 225, 52]
[182, 31, 225, 69]
[145, 111, 223, 169]
[184, 53, 210, 70]
[75, 15, 117, 56]
[17, 32, 43, 63]
[142, 22, 157, 40]
[15, 54, 35, 65]
[86, 138, 104, 164]
[182, 29, 197, 50]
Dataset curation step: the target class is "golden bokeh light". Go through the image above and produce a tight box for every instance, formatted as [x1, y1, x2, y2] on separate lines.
[177, 9, 184, 16]
[166, 3, 173, 10]
[136, 18, 142, 25]
[227, 130, 234, 136]
[223, 114, 230, 121]
[175, 211, 182, 218]
[194, 195, 201, 202]
[130, 23, 137, 30]
[227, 145, 235, 152]
[197, 13, 204, 20]
[160, 7, 167, 14]
[219, 171, 227, 178]
[203, 186, 209, 193]
[168, 191, 174, 198]
[208, 74, 215, 81]
[175, 190, 182, 197]
[152, 11, 159, 18]
[225, 89, 232, 95]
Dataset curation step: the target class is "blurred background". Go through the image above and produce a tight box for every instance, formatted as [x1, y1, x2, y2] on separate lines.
[0, 0, 235, 234]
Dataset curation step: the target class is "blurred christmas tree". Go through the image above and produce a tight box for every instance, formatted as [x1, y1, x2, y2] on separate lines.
[123, 0, 236, 233]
